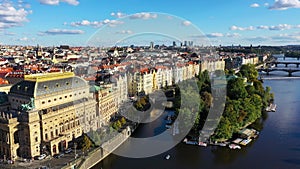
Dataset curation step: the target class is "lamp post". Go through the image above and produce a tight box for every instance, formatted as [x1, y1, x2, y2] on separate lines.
[74, 143, 77, 159]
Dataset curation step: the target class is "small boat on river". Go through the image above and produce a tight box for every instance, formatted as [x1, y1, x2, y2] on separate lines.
[165, 154, 171, 160]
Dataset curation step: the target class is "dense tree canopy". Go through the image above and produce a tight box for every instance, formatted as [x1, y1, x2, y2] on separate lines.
[211, 64, 273, 141]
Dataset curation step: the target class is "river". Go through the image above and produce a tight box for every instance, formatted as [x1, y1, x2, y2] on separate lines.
[93, 58, 300, 169]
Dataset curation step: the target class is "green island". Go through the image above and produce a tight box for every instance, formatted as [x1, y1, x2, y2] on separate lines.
[173, 64, 274, 142]
[211, 64, 273, 141]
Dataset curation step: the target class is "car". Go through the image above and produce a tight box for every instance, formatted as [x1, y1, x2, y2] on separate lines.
[37, 154, 47, 160]
[53, 153, 64, 159]
[64, 148, 72, 154]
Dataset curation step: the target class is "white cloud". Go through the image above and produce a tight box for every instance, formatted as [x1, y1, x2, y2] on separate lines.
[39, 0, 79, 6]
[71, 20, 102, 27]
[269, 0, 300, 10]
[19, 36, 35, 41]
[102, 19, 124, 27]
[70, 19, 123, 28]
[226, 33, 241, 37]
[257, 25, 269, 30]
[0, 1, 31, 29]
[111, 12, 126, 18]
[116, 30, 133, 34]
[182, 20, 192, 26]
[270, 33, 300, 43]
[19, 37, 28, 41]
[230, 25, 255, 31]
[269, 24, 292, 30]
[206, 33, 224, 38]
[264, 3, 270, 6]
[129, 12, 157, 19]
[41, 29, 84, 35]
[250, 3, 260, 8]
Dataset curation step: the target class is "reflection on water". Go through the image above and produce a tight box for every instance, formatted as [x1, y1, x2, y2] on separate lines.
[94, 68, 300, 169]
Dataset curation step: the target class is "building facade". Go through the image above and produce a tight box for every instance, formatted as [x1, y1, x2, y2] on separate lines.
[0, 72, 97, 159]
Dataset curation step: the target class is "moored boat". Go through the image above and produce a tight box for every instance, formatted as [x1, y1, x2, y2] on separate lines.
[165, 154, 171, 160]
[198, 142, 207, 147]
[229, 144, 241, 149]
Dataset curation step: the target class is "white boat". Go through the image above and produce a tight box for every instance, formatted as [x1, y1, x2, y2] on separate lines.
[165, 154, 171, 160]
[271, 104, 277, 112]
[229, 144, 241, 149]
[198, 142, 207, 147]
[266, 103, 277, 112]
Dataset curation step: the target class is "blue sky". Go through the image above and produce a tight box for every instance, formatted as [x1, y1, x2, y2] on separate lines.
[1, 0, 300, 46]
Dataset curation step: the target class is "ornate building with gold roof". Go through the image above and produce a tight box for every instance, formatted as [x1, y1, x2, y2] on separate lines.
[0, 72, 97, 160]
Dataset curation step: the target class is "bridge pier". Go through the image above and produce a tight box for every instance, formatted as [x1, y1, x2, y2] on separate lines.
[297, 64, 299, 68]
[288, 71, 292, 77]
[285, 63, 288, 67]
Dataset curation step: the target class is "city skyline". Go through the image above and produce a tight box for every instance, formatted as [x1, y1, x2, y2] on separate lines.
[1, 0, 300, 46]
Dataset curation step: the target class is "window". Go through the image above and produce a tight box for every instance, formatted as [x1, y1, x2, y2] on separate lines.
[54, 98, 57, 101]
[65, 96, 67, 98]
[35, 137, 38, 142]
[25, 86, 28, 92]
[48, 100, 51, 103]
[44, 85, 48, 90]
[56, 83, 60, 87]
[59, 97, 62, 100]
[66, 82, 69, 86]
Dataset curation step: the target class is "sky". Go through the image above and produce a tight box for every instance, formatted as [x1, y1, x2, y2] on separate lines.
[1, 0, 300, 46]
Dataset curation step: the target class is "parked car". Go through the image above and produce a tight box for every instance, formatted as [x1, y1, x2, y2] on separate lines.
[64, 148, 72, 154]
[37, 154, 47, 160]
[53, 153, 64, 159]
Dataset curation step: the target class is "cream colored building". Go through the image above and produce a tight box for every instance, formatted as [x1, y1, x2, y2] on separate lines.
[94, 84, 118, 126]
[0, 72, 97, 159]
[242, 56, 259, 65]
[200, 59, 225, 72]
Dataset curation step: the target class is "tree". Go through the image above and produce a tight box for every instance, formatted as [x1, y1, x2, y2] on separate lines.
[120, 117, 126, 125]
[227, 78, 248, 100]
[202, 91, 212, 110]
[82, 134, 93, 154]
[239, 64, 258, 81]
[212, 117, 233, 140]
[116, 120, 122, 129]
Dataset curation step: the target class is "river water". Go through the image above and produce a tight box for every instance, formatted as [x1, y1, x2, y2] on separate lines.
[94, 58, 300, 169]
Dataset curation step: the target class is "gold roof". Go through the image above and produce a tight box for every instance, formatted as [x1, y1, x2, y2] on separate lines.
[24, 72, 75, 82]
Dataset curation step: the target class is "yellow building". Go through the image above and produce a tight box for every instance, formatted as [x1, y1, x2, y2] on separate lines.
[0, 72, 97, 159]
